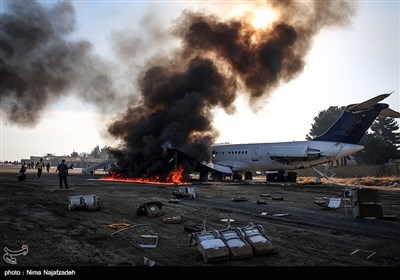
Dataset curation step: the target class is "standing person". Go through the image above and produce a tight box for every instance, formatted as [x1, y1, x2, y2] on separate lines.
[36, 158, 44, 178]
[46, 162, 51, 173]
[56, 159, 69, 189]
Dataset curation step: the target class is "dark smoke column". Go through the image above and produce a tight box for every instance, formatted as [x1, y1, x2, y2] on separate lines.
[108, 1, 356, 179]
[0, 0, 116, 127]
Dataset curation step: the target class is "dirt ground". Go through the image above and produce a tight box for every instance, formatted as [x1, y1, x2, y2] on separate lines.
[1, 164, 400, 272]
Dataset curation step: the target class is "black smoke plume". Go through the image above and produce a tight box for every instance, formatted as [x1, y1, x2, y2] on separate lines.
[0, 0, 117, 127]
[108, 1, 356, 179]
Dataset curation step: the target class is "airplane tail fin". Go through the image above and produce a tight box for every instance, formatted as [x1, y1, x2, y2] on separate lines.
[313, 92, 399, 144]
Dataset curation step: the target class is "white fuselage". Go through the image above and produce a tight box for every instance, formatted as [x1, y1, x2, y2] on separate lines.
[210, 141, 364, 172]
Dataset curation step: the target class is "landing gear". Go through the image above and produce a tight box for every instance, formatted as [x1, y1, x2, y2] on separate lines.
[244, 171, 253, 181]
[199, 169, 209, 182]
[232, 173, 242, 181]
[211, 171, 223, 182]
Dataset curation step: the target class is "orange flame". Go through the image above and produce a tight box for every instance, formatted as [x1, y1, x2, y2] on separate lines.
[99, 165, 191, 185]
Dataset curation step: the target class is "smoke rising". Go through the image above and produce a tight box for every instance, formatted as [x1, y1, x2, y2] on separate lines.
[0, 0, 356, 179]
[0, 0, 117, 127]
[108, 1, 356, 178]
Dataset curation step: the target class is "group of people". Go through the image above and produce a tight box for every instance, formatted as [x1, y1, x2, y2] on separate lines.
[17, 158, 70, 188]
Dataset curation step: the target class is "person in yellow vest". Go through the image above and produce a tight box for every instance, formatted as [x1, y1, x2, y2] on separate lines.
[36, 158, 44, 178]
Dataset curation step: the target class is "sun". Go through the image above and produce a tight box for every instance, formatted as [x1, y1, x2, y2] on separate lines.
[251, 8, 276, 29]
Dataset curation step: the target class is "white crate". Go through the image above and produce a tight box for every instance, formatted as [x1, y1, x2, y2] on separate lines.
[68, 194, 99, 211]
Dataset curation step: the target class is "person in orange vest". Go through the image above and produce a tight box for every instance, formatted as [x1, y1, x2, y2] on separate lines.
[36, 158, 44, 178]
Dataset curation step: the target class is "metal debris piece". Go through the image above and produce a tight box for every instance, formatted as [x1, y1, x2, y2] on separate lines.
[138, 234, 158, 248]
[350, 249, 376, 259]
[184, 225, 203, 233]
[136, 201, 163, 217]
[163, 215, 182, 224]
[168, 198, 180, 204]
[272, 213, 291, 217]
[110, 224, 148, 236]
[68, 194, 100, 211]
[143, 256, 156, 266]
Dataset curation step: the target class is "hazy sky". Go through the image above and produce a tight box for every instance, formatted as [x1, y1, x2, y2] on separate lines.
[1, 0, 399, 161]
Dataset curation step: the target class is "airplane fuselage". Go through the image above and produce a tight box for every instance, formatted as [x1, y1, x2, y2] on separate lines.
[209, 141, 364, 173]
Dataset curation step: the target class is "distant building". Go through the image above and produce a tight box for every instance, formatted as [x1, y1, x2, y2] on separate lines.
[26, 154, 111, 169]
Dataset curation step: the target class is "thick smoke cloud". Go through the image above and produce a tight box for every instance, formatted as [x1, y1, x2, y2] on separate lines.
[0, 1, 117, 127]
[108, 1, 356, 179]
[0, 0, 356, 179]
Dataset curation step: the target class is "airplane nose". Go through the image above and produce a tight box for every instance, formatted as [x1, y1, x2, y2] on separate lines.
[337, 144, 364, 158]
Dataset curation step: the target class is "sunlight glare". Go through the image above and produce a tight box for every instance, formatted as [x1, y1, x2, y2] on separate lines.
[252, 8, 276, 29]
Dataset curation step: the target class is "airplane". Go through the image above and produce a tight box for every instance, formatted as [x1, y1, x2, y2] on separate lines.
[197, 92, 400, 182]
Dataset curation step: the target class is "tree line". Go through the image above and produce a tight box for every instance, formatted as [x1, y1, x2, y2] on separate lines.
[70, 145, 110, 159]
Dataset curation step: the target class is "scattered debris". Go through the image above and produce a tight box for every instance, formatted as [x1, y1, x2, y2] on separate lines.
[271, 195, 284, 201]
[168, 198, 180, 204]
[68, 194, 100, 211]
[173, 187, 198, 199]
[272, 213, 291, 217]
[136, 201, 163, 217]
[256, 200, 267, 204]
[315, 198, 342, 209]
[381, 214, 397, 221]
[108, 223, 131, 229]
[110, 224, 148, 236]
[143, 256, 156, 266]
[314, 199, 326, 205]
[260, 212, 268, 216]
[185, 219, 207, 234]
[163, 215, 182, 224]
[220, 218, 235, 223]
[350, 249, 376, 259]
[259, 194, 271, 198]
[138, 234, 158, 248]
[232, 196, 248, 202]
[184, 225, 204, 233]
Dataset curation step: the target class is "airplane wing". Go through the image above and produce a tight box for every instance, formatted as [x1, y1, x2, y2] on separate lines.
[346, 92, 393, 112]
[199, 161, 233, 174]
[380, 107, 400, 118]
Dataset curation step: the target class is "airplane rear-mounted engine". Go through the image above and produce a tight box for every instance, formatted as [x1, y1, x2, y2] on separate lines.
[269, 146, 321, 162]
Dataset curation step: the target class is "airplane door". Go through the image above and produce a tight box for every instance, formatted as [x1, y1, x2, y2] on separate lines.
[252, 147, 259, 161]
